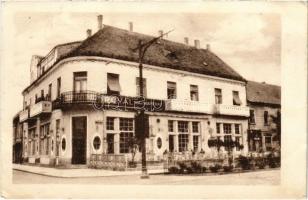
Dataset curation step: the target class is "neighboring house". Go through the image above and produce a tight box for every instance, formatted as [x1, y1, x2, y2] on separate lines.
[246, 81, 281, 153]
[13, 15, 250, 168]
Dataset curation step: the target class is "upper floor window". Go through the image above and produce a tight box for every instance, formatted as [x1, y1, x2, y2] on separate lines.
[107, 73, 121, 95]
[235, 124, 241, 134]
[136, 77, 147, 97]
[232, 91, 242, 106]
[48, 83, 52, 101]
[223, 123, 232, 134]
[249, 110, 255, 124]
[190, 85, 199, 101]
[264, 111, 269, 125]
[215, 88, 222, 104]
[167, 81, 176, 99]
[41, 89, 44, 100]
[74, 72, 87, 93]
[57, 77, 61, 98]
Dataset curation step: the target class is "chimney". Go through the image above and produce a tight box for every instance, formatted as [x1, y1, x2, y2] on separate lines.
[86, 29, 92, 38]
[194, 39, 200, 49]
[184, 37, 189, 45]
[129, 22, 133, 32]
[158, 30, 163, 38]
[97, 15, 103, 30]
[206, 44, 211, 51]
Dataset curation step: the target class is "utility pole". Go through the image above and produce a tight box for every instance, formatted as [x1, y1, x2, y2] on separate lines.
[135, 29, 174, 179]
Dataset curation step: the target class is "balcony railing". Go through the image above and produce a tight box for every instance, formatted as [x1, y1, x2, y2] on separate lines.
[29, 101, 52, 117]
[53, 91, 165, 112]
[19, 109, 29, 122]
[214, 104, 250, 117]
[165, 99, 214, 114]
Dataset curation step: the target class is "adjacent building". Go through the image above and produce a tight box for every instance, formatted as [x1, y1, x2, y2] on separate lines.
[246, 81, 281, 153]
[13, 15, 251, 167]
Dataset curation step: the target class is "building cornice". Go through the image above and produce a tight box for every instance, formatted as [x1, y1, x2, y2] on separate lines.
[23, 56, 246, 95]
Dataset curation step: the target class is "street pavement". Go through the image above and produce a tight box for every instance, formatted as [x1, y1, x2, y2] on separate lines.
[13, 169, 280, 185]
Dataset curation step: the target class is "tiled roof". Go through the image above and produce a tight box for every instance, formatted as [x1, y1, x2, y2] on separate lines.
[246, 81, 281, 105]
[65, 25, 246, 82]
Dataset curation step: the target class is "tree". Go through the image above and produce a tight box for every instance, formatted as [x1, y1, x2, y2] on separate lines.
[271, 110, 281, 147]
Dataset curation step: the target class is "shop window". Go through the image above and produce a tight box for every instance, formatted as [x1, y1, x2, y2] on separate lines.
[136, 77, 147, 97]
[223, 123, 232, 134]
[167, 81, 176, 99]
[192, 122, 199, 133]
[157, 137, 162, 149]
[216, 123, 221, 134]
[235, 124, 241, 134]
[178, 121, 188, 133]
[107, 73, 121, 95]
[120, 132, 133, 153]
[93, 136, 101, 150]
[61, 138, 66, 151]
[232, 91, 242, 106]
[168, 120, 174, 132]
[215, 88, 222, 104]
[224, 135, 232, 151]
[106, 117, 115, 130]
[190, 85, 199, 101]
[178, 134, 189, 152]
[193, 135, 199, 152]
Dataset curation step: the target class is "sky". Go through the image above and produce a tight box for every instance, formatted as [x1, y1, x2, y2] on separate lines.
[12, 12, 281, 114]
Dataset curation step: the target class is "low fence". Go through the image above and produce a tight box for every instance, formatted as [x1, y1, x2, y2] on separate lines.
[89, 154, 128, 171]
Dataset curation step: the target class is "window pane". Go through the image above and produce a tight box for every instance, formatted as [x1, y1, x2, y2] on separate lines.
[120, 132, 133, 153]
[235, 124, 241, 134]
[106, 117, 115, 130]
[192, 122, 199, 133]
[168, 120, 174, 132]
[178, 121, 188, 133]
[223, 124, 232, 134]
[119, 118, 134, 131]
[216, 123, 220, 134]
[178, 134, 189, 152]
[193, 135, 199, 151]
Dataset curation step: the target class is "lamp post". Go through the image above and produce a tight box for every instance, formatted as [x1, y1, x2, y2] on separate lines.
[135, 29, 174, 179]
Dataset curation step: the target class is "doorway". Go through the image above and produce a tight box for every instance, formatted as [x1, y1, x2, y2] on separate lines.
[72, 116, 87, 164]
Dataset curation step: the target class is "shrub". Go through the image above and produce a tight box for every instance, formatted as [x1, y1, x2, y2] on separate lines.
[191, 161, 202, 173]
[201, 166, 207, 173]
[178, 162, 187, 173]
[223, 165, 233, 172]
[209, 164, 222, 173]
[255, 158, 266, 169]
[168, 166, 180, 174]
[238, 155, 251, 170]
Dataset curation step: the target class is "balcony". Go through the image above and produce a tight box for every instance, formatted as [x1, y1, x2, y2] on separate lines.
[214, 104, 250, 117]
[165, 99, 214, 114]
[29, 101, 52, 117]
[19, 109, 29, 122]
[53, 91, 165, 112]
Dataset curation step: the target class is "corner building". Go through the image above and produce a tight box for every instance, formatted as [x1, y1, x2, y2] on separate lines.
[14, 15, 250, 167]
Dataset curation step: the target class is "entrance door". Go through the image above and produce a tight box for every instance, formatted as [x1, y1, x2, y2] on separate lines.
[72, 116, 87, 164]
[169, 135, 174, 152]
[107, 134, 114, 154]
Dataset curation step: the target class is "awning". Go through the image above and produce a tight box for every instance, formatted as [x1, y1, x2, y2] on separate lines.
[107, 74, 121, 92]
[233, 93, 242, 105]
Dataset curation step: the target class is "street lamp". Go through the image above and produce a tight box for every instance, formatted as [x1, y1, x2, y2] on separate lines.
[134, 29, 174, 179]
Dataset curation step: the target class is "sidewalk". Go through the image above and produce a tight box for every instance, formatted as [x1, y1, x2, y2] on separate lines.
[13, 164, 165, 178]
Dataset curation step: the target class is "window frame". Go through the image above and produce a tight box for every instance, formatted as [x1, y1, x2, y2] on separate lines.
[214, 88, 222, 104]
[190, 85, 199, 101]
[167, 81, 177, 99]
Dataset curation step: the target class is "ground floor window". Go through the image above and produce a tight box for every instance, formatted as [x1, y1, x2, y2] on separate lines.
[224, 135, 232, 152]
[193, 135, 199, 152]
[178, 134, 189, 152]
[107, 134, 114, 154]
[265, 136, 272, 151]
[235, 136, 241, 151]
[168, 135, 174, 152]
[120, 132, 133, 153]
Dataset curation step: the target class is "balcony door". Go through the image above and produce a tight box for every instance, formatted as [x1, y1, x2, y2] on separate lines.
[72, 116, 87, 164]
[73, 72, 87, 102]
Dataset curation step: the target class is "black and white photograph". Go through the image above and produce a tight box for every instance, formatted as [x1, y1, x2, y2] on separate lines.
[1, 1, 307, 199]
